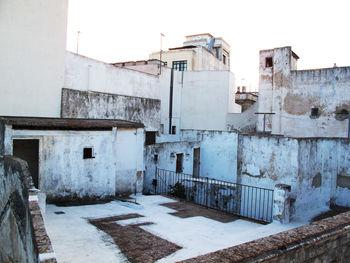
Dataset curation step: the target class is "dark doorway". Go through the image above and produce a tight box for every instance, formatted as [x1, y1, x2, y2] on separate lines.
[193, 148, 200, 177]
[176, 153, 183, 173]
[13, 139, 39, 189]
[145, 131, 156, 145]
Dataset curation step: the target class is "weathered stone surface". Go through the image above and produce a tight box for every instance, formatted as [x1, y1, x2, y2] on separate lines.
[0, 156, 38, 263]
[61, 88, 161, 131]
[179, 211, 350, 263]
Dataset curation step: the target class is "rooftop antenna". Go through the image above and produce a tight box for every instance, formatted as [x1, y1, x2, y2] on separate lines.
[76, 31, 81, 54]
[159, 33, 165, 75]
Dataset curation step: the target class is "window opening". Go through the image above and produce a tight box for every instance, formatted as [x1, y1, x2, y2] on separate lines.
[171, 126, 176, 135]
[83, 147, 94, 159]
[172, 60, 187, 71]
[310, 107, 321, 119]
[265, 57, 273, 68]
[223, 54, 226, 65]
[335, 109, 349, 121]
[176, 153, 183, 173]
[145, 131, 156, 145]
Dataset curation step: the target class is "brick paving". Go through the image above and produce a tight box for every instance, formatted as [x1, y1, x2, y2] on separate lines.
[161, 201, 240, 223]
[89, 213, 182, 263]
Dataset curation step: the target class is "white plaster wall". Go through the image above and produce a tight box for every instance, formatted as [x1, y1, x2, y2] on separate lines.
[180, 71, 240, 131]
[11, 129, 117, 201]
[65, 52, 160, 100]
[115, 128, 144, 195]
[144, 141, 200, 193]
[0, 0, 68, 117]
[198, 130, 238, 183]
[196, 48, 230, 71]
[8, 127, 144, 200]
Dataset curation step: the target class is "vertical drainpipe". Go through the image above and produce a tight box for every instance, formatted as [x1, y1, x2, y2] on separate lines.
[169, 68, 174, 134]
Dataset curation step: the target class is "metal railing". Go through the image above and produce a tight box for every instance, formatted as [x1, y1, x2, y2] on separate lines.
[153, 168, 274, 223]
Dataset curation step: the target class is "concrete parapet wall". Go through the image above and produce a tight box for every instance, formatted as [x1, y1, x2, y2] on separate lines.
[180, 211, 350, 262]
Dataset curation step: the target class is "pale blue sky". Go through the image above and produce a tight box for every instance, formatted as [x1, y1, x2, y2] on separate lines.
[66, 0, 350, 90]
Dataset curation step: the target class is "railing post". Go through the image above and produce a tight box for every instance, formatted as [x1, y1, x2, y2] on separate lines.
[206, 177, 209, 208]
[273, 184, 291, 224]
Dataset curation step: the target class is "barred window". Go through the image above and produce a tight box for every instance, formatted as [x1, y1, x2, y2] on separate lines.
[172, 60, 187, 71]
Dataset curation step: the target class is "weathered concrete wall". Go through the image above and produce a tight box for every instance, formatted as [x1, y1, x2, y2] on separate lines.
[0, 0, 68, 117]
[227, 102, 258, 132]
[180, 211, 350, 263]
[8, 127, 144, 201]
[257, 46, 350, 137]
[144, 141, 200, 193]
[154, 129, 349, 220]
[0, 156, 38, 263]
[65, 52, 160, 100]
[237, 134, 350, 220]
[61, 88, 161, 131]
[184, 130, 239, 183]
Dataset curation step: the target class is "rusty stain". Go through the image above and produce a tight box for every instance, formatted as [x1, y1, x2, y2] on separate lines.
[283, 93, 318, 115]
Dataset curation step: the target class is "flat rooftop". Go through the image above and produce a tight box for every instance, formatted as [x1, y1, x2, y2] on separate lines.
[44, 195, 304, 262]
[0, 116, 144, 130]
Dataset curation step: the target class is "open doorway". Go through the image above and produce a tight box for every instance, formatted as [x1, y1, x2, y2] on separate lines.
[13, 139, 39, 189]
[193, 148, 200, 177]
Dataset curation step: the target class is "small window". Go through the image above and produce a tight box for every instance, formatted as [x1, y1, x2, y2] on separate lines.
[145, 131, 156, 145]
[310, 107, 321, 119]
[153, 154, 158, 163]
[83, 147, 94, 159]
[223, 54, 227, 65]
[265, 57, 273, 68]
[176, 153, 183, 173]
[164, 62, 167, 67]
[172, 60, 187, 71]
[335, 109, 349, 121]
[171, 126, 176, 135]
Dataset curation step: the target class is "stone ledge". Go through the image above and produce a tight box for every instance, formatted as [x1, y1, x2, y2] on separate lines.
[179, 211, 350, 262]
[29, 198, 56, 263]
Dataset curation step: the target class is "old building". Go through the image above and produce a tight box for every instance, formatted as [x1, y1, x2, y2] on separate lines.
[1, 117, 144, 202]
[149, 33, 230, 71]
[257, 46, 350, 137]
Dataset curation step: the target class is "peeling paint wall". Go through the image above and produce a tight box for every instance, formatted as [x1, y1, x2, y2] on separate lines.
[6, 127, 143, 201]
[0, 156, 38, 263]
[237, 134, 350, 220]
[61, 88, 161, 131]
[151, 128, 350, 220]
[257, 47, 350, 137]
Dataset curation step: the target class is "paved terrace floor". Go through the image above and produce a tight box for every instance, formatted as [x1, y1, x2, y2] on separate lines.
[44, 195, 305, 263]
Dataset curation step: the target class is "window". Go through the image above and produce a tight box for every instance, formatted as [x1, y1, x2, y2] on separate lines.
[335, 109, 349, 121]
[153, 154, 158, 163]
[164, 62, 167, 67]
[172, 60, 187, 71]
[171, 126, 176, 135]
[223, 54, 227, 65]
[83, 147, 94, 159]
[265, 57, 273, 68]
[145, 131, 156, 145]
[176, 153, 183, 173]
[310, 107, 321, 119]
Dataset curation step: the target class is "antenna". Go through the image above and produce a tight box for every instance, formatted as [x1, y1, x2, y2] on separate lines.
[76, 31, 81, 54]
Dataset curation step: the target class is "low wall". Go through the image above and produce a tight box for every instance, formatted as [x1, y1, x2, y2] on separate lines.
[61, 88, 161, 131]
[0, 156, 38, 263]
[180, 211, 350, 263]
